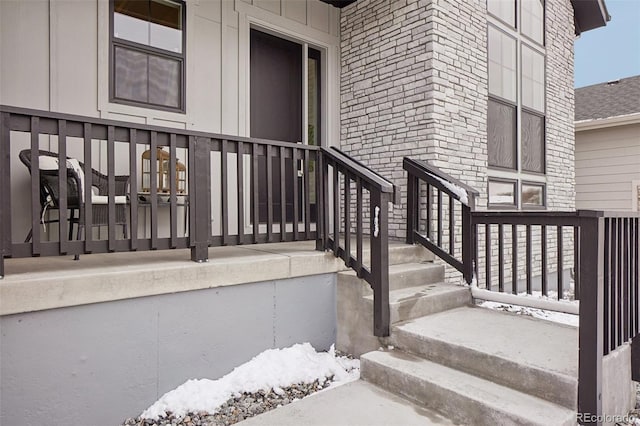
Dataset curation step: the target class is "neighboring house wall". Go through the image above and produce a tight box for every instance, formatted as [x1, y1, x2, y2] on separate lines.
[576, 123, 640, 211]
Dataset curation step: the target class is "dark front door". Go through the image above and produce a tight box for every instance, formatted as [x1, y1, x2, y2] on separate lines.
[250, 29, 302, 223]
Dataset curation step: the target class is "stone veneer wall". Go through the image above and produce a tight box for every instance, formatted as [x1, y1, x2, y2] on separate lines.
[544, 0, 576, 211]
[340, 0, 576, 283]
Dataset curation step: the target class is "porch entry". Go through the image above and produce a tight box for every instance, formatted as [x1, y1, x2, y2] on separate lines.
[250, 28, 321, 223]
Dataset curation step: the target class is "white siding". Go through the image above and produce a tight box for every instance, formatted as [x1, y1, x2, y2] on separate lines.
[0, 0, 341, 241]
[0, 0, 340, 136]
[575, 123, 640, 211]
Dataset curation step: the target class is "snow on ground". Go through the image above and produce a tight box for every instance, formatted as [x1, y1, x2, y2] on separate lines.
[141, 343, 360, 420]
[479, 299, 579, 327]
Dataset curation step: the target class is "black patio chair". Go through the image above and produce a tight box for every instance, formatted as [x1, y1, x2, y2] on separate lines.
[19, 149, 129, 251]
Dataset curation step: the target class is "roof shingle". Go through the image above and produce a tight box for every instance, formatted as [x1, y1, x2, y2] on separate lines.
[575, 75, 640, 121]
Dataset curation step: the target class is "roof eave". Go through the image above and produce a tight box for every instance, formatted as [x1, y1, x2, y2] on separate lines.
[572, 0, 611, 35]
[575, 112, 640, 131]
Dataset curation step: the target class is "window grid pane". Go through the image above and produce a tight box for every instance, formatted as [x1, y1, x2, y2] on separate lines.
[522, 183, 544, 206]
[488, 27, 517, 102]
[488, 99, 517, 170]
[521, 111, 544, 173]
[522, 45, 545, 112]
[114, 46, 149, 103]
[521, 0, 544, 44]
[487, 0, 515, 27]
[489, 180, 516, 206]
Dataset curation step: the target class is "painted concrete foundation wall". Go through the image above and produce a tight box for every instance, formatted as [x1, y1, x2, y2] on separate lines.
[602, 344, 635, 425]
[0, 273, 336, 426]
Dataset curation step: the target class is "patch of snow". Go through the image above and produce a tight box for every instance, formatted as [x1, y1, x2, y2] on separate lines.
[479, 300, 579, 327]
[432, 175, 470, 206]
[141, 343, 359, 420]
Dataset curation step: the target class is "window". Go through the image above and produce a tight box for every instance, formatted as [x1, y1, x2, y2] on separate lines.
[110, 0, 185, 111]
[489, 179, 517, 207]
[487, 0, 546, 208]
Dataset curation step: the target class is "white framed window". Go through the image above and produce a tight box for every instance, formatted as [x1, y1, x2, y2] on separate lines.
[110, 0, 185, 112]
[487, 0, 546, 209]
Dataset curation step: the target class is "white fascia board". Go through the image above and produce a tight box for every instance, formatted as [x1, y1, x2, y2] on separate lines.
[575, 112, 640, 131]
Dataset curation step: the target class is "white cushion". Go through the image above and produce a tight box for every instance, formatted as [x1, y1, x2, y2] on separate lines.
[91, 195, 128, 205]
[38, 156, 59, 170]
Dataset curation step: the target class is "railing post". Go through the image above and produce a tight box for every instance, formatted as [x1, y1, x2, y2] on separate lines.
[406, 173, 416, 245]
[462, 204, 474, 285]
[371, 190, 390, 337]
[577, 211, 604, 425]
[190, 136, 210, 262]
[316, 151, 326, 251]
[0, 112, 10, 278]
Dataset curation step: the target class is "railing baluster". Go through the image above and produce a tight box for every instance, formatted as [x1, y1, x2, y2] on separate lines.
[150, 133, 158, 250]
[512, 224, 518, 295]
[437, 189, 443, 247]
[304, 149, 311, 240]
[557, 225, 564, 300]
[292, 147, 299, 241]
[333, 164, 340, 255]
[266, 145, 273, 242]
[485, 224, 491, 290]
[221, 139, 229, 245]
[633, 218, 639, 337]
[30, 117, 41, 255]
[344, 172, 351, 265]
[356, 177, 363, 275]
[252, 143, 259, 243]
[406, 174, 416, 244]
[574, 225, 580, 300]
[611, 218, 619, 349]
[0, 112, 10, 276]
[128, 128, 137, 251]
[107, 125, 117, 252]
[169, 134, 178, 248]
[604, 218, 611, 354]
[498, 224, 504, 292]
[426, 183, 431, 239]
[237, 141, 244, 244]
[542, 225, 548, 296]
[58, 120, 69, 254]
[624, 218, 630, 343]
[617, 218, 623, 347]
[449, 195, 454, 255]
[526, 224, 532, 294]
[83, 123, 94, 251]
[280, 146, 286, 242]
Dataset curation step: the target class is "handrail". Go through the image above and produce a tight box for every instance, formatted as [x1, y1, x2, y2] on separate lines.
[321, 146, 394, 193]
[403, 157, 479, 207]
[403, 157, 478, 284]
[319, 147, 396, 337]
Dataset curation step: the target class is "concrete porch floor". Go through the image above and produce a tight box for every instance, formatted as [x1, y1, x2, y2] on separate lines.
[0, 240, 422, 316]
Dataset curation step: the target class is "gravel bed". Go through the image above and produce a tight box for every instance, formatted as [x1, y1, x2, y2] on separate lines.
[122, 350, 357, 426]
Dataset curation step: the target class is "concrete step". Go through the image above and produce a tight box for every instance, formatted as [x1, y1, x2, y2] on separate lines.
[387, 243, 435, 265]
[363, 282, 471, 324]
[390, 306, 578, 409]
[361, 350, 575, 426]
[339, 262, 444, 295]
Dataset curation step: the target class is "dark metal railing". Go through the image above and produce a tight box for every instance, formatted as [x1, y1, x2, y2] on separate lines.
[319, 146, 396, 337]
[403, 157, 640, 425]
[0, 105, 395, 339]
[403, 157, 478, 284]
[471, 211, 581, 300]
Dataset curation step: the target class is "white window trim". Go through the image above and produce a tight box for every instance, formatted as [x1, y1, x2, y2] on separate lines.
[487, 0, 547, 210]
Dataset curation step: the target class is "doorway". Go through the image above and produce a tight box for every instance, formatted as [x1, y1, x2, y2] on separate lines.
[250, 28, 321, 224]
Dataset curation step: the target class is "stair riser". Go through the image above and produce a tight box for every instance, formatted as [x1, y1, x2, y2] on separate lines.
[390, 288, 471, 323]
[361, 356, 574, 426]
[390, 330, 577, 409]
[339, 264, 444, 295]
[388, 245, 434, 265]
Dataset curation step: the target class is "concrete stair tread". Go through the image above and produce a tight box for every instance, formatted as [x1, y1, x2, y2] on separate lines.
[362, 350, 575, 426]
[339, 262, 444, 293]
[363, 282, 467, 304]
[393, 306, 578, 379]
